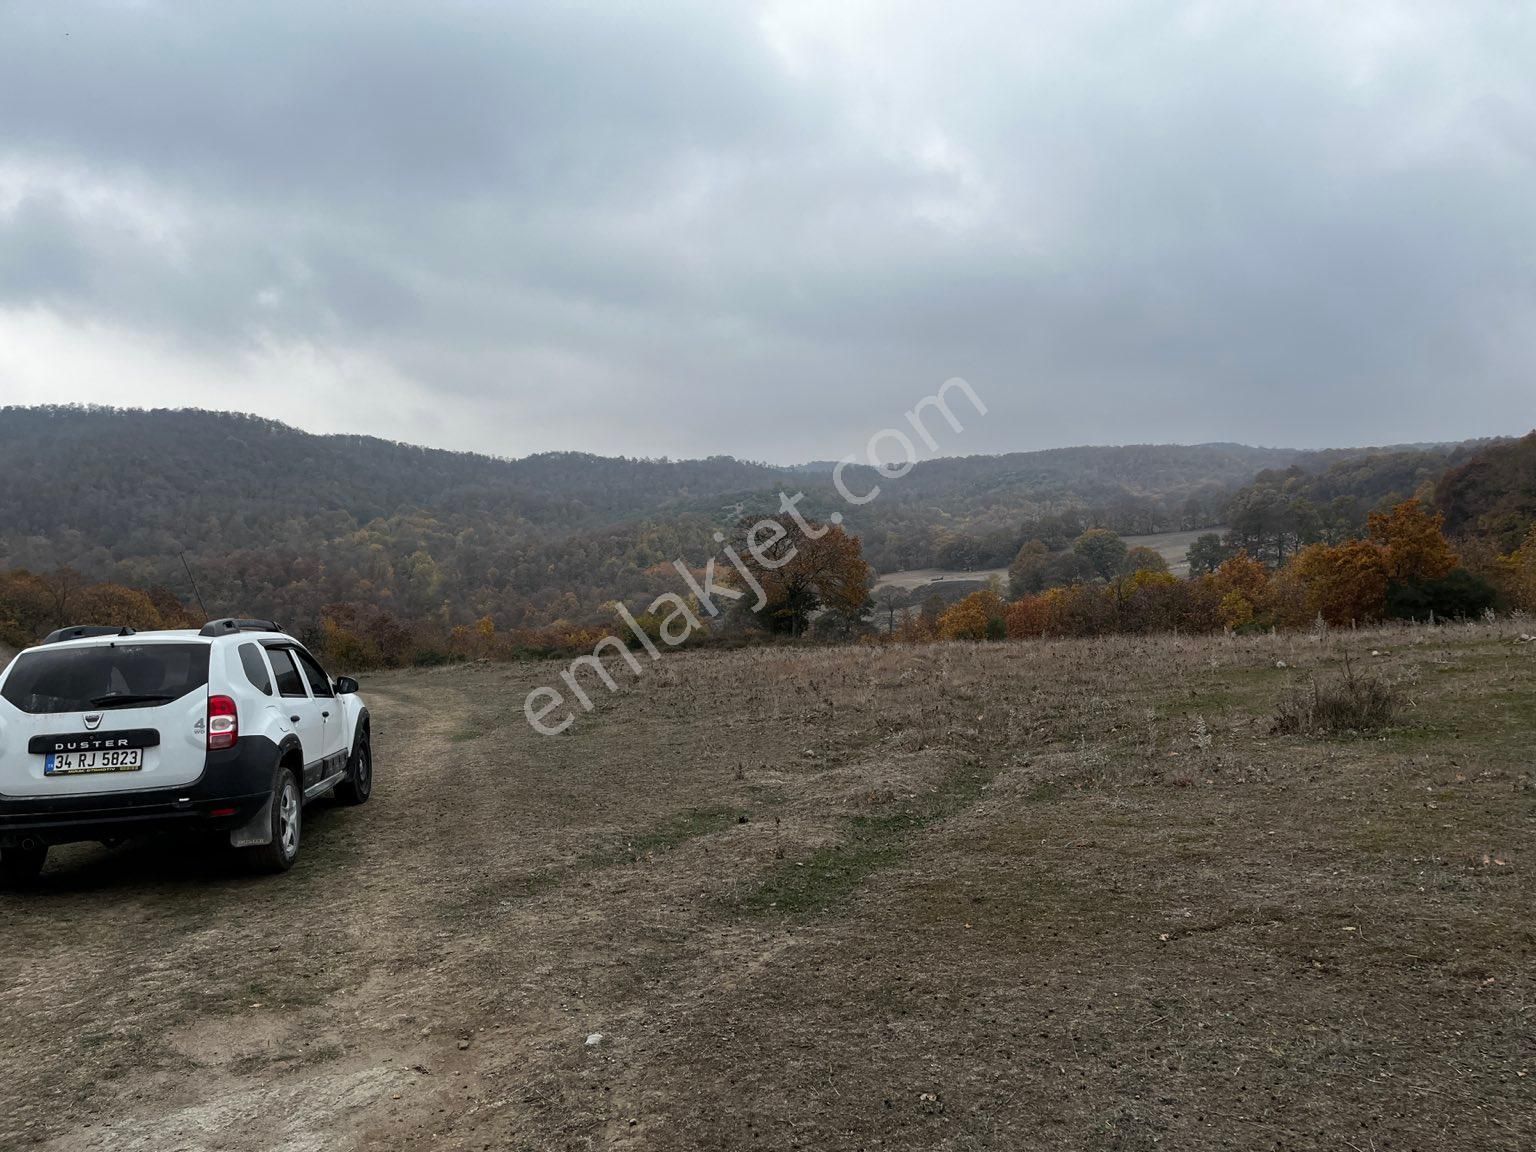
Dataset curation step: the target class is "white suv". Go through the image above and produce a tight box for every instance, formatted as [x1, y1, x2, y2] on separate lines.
[0, 618, 372, 885]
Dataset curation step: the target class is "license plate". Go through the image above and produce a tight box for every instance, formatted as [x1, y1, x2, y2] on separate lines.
[44, 748, 145, 775]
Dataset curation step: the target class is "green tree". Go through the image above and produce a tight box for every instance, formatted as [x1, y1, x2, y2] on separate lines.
[1008, 539, 1051, 598]
[1186, 533, 1232, 576]
[1073, 529, 1128, 581]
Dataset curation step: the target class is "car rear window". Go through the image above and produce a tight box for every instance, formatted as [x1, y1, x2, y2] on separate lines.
[0, 643, 210, 715]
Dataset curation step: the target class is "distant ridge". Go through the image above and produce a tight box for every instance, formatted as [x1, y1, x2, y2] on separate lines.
[0, 405, 1512, 632]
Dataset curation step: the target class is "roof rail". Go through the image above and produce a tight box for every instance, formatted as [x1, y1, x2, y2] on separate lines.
[42, 625, 136, 645]
[198, 618, 285, 638]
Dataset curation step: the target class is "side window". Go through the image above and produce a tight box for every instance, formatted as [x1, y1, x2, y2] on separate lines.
[267, 648, 308, 698]
[238, 643, 273, 696]
[294, 650, 334, 698]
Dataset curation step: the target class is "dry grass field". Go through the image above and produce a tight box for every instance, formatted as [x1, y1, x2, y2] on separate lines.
[873, 528, 1219, 593]
[2, 621, 1533, 1150]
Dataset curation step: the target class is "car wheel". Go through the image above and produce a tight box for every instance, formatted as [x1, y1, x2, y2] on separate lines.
[0, 844, 49, 889]
[247, 767, 301, 874]
[335, 731, 372, 806]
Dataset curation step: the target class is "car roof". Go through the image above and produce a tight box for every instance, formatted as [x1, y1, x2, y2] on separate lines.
[21, 628, 295, 654]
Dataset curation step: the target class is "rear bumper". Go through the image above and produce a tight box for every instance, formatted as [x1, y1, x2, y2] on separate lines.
[0, 735, 280, 848]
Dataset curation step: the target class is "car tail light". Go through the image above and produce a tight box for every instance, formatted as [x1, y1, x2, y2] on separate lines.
[208, 695, 238, 750]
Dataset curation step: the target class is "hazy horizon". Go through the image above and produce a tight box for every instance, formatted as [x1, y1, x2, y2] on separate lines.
[4, 402, 1521, 470]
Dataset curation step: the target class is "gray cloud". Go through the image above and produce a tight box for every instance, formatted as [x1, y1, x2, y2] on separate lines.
[0, 195, 89, 300]
[0, 0, 1532, 460]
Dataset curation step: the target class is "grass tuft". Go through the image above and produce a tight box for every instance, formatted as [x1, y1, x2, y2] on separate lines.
[1272, 652, 1403, 735]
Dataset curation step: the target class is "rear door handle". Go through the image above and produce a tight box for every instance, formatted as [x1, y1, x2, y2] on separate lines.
[290, 715, 301, 723]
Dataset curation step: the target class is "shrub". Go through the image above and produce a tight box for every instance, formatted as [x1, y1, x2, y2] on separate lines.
[1272, 654, 1403, 735]
[938, 588, 1004, 640]
[411, 647, 463, 668]
[1385, 569, 1497, 622]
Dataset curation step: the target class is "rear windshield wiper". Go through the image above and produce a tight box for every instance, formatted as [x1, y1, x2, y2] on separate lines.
[90, 692, 177, 709]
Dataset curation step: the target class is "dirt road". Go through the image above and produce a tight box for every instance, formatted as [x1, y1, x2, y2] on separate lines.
[2, 627, 1532, 1149]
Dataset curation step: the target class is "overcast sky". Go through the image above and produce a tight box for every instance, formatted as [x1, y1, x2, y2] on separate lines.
[0, 2, 1532, 462]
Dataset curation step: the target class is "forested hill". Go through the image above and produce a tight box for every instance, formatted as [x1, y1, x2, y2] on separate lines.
[1437, 432, 1536, 552]
[1215, 442, 1502, 563]
[0, 405, 1486, 632]
[0, 407, 792, 533]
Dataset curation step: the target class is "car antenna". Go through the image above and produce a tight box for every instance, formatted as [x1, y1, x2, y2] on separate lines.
[179, 550, 210, 618]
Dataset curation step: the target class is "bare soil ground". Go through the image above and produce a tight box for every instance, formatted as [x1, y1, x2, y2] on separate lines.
[1120, 527, 1223, 575]
[2, 621, 1533, 1150]
[871, 566, 1010, 593]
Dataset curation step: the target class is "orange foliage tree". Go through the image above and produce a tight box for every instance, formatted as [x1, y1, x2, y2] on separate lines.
[1496, 526, 1536, 611]
[1290, 539, 1391, 625]
[69, 584, 165, 631]
[0, 569, 53, 647]
[1003, 592, 1054, 638]
[938, 587, 1005, 640]
[1368, 499, 1460, 583]
[0, 567, 200, 647]
[1206, 551, 1271, 631]
[1114, 569, 1188, 634]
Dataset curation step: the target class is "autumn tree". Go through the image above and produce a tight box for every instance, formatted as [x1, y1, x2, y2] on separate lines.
[1114, 569, 1185, 633]
[0, 570, 200, 646]
[1004, 593, 1052, 638]
[1262, 567, 1313, 631]
[0, 569, 52, 647]
[727, 518, 872, 637]
[1053, 583, 1120, 636]
[70, 584, 165, 631]
[1122, 546, 1169, 575]
[1506, 527, 1536, 611]
[1204, 551, 1271, 631]
[318, 602, 418, 668]
[41, 567, 84, 628]
[1436, 430, 1536, 551]
[1367, 499, 1459, 583]
[145, 586, 198, 629]
[919, 593, 945, 632]
[322, 612, 385, 670]
[1290, 540, 1390, 626]
[939, 587, 1005, 641]
[1356, 498, 1494, 620]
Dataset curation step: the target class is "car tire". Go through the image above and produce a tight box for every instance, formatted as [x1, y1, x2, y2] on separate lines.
[0, 844, 49, 888]
[246, 766, 301, 874]
[335, 730, 372, 806]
